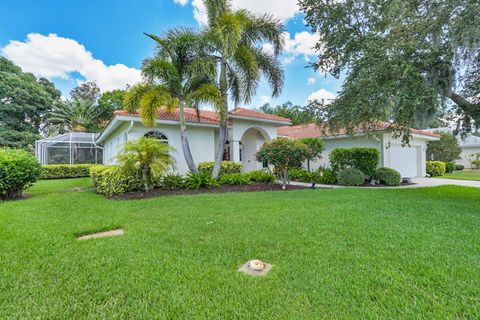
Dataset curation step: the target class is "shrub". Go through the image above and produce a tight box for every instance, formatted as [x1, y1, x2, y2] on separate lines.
[288, 168, 309, 181]
[0, 149, 41, 200]
[472, 160, 480, 169]
[329, 147, 380, 178]
[426, 161, 446, 177]
[426, 132, 461, 162]
[256, 138, 308, 187]
[219, 173, 250, 185]
[337, 168, 365, 186]
[374, 167, 402, 186]
[40, 164, 95, 179]
[316, 167, 337, 184]
[117, 137, 174, 191]
[198, 161, 242, 176]
[247, 170, 275, 183]
[300, 137, 325, 172]
[455, 164, 464, 171]
[183, 172, 219, 190]
[161, 173, 184, 190]
[444, 162, 455, 173]
[90, 165, 143, 196]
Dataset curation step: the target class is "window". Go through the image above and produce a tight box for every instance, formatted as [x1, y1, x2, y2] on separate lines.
[144, 131, 168, 144]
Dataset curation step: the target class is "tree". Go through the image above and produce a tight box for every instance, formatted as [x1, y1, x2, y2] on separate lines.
[299, 0, 480, 141]
[117, 137, 174, 191]
[300, 137, 325, 171]
[98, 89, 125, 121]
[0, 57, 61, 149]
[426, 132, 462, 162]
[49, 99, 101, 132]
[124, 29, 222, 173]
[203, 0, 285, 178]
[258, 101, 320, 125]
[256, 137, 308, 188]
[70, 81, 101, 105]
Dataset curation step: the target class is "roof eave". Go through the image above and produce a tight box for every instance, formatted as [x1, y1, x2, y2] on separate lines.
[229, 114, 291, 125]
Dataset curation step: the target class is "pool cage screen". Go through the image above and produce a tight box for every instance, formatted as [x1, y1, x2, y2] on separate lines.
[35, 133, 103, 165]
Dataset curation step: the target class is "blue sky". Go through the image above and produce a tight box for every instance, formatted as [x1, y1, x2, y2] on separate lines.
[0, 0, 341, 108]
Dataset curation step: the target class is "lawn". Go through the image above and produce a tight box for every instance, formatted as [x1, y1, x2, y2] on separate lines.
[1, 179, 480, 319]
[437, 170, 480, 181]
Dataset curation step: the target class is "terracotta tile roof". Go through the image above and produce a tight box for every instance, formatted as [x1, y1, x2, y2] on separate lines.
[277, 122, 441, 139]
[229, 107, 291, 123]
[114, 108, 222, 125]
[113, 107, 291, 125]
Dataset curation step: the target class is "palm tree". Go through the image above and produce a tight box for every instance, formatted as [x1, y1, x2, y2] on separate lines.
[117, 136, 175, 191]
[203, 0, 285, 178]
[124, 28, 222, 173]
[49, 99, 101, 132]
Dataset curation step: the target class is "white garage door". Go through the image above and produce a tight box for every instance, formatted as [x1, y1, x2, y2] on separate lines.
[389, 145, 419, 177]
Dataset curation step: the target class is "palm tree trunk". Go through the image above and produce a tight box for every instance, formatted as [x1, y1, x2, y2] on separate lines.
[212, 61, 229, 179]
[179, 101, 198, 173]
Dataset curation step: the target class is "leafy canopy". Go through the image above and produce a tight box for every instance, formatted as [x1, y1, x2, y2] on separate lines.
[299, 0, 480, 141]
[426, 132, 462, 162]
[0, 57, 61, 149]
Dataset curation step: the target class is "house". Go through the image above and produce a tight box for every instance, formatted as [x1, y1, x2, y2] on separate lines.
[277, 122, 440, 178]
[424, 127, 480, 168]
[96, 107, 291, 174]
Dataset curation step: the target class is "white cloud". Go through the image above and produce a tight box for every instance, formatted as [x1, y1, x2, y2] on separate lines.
[174, 0, 189, 5]
[260, 95, 271, 105]
[306, 88, 336, 104]
[176, 0, 299, 25]
[1, 33, 142, 92]
[283, 31, 318, 60]
[307, 77, 316, 85]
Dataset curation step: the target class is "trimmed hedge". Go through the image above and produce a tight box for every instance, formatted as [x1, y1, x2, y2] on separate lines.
[41, 164, 96, 179]
[426, 161, 446, 177]
[374, 167, 401, 186]
[198, 161, 242, 176]
[329, 147, 380, 178]
[90, 166, 143, 196]
[444, 162, 455, 174]
[0, 149, 41, 200]
[337, 168, 365, 186]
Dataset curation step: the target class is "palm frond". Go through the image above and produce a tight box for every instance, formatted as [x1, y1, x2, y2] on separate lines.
[139, 87, 179, 127]
[232, 45, 260, 104]
[253, 47, 284, 97]
[241, 11, 285, 56]
[124, 83, 155, 112]
[204, 0, 231, 27]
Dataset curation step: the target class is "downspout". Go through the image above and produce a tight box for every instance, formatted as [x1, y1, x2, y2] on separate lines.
[126, 120, 134, 140]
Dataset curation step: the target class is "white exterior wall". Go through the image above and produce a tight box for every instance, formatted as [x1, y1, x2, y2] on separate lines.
[309, 134, 381, 171]
[306, 133, 430, 177]
[457, 147, 480, 168]
[102, 122, 216, 175]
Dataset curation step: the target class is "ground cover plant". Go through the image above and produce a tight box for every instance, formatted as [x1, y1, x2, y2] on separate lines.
[1, 178, 479, 318]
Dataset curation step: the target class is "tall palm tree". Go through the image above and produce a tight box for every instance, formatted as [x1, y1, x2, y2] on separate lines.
[203, 0, 285, 178]
[49, 99, 100, 132]
[124, 28, 222, 173]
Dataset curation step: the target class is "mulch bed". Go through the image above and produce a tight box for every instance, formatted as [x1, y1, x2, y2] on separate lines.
[110, 182, 309, 200]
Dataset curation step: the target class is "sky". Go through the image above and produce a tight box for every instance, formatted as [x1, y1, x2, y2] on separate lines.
[0, 0, 342, 108]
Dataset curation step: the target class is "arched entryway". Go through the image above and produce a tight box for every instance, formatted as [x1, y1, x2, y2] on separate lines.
[240, 127, 270, 172]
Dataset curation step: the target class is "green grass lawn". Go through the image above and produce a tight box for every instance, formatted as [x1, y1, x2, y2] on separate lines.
[1, 179, 480, 319]
[437, 170, 480, 181]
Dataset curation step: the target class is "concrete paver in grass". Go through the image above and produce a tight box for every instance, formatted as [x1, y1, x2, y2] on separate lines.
[77, 228, 124, 240]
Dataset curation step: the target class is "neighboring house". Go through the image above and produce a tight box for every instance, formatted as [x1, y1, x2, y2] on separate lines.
[96, 107, 291, 174]
[424, 127, 480, 168]
[278, 122, 440, 178]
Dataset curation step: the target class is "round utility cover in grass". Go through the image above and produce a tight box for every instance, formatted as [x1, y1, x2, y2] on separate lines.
[238, 259, 272, 276]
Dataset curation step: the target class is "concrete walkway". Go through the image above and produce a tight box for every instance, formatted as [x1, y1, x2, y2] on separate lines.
[291, 177, 480, 189]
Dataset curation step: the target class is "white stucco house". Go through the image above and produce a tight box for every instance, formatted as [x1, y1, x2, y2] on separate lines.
[424, 127, 480, 168]
[96, 107, 291, 174]
[278, 122, 440, 178]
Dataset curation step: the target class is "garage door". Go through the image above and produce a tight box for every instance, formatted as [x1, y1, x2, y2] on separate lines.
[389, 145, 419, 177]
